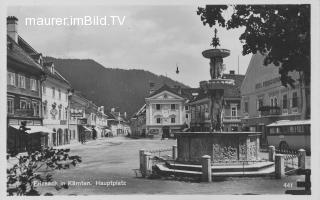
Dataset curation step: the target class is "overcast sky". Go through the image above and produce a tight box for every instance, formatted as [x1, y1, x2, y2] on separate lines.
[8, 5, 252, 87]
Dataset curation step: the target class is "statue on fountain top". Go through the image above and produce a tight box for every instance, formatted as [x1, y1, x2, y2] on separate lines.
[209, 28, 224, 80]
[210, 28, 220, 49]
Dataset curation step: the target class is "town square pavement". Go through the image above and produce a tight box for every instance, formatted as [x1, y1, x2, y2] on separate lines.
[34, 137, 310, 195]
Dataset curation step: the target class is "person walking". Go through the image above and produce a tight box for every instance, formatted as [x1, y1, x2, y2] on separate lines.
[80, 131, 86, 144]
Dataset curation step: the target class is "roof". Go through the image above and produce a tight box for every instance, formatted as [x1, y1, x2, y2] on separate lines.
[148, 84, 183, 98]
[147, 84, 200, 100]
[7, 35, 43, 71]
[267, 120, 311, 127]
[222, 74, 245, 98]
[43, 60, 71, 85]
[107, 111, 128, 122]
[189, 73, 245, 103]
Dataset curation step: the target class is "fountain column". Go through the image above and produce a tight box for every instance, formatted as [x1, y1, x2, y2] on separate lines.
[200, 28, 234, 132]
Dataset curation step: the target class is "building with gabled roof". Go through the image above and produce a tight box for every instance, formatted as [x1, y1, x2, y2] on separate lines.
[145, 84, 192, 138]
[240, 53, 310, 146]
[7, 16, 51, 153]
[188, 70, 245, 132]
[41, 60, 72, 147]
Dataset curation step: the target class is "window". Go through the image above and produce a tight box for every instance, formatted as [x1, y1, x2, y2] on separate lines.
[292, 92, 298, 108]
[257, 98, 263, 109]
[231, 106, 237, 117]
[7, 98, 14, 114]
[185, 114, 189, 119]
[274, 97, 278, 107]
[244, 101, 249, 113]
[52, 87, 55, 98]
[18, 74, 25, 89]
[156, 118, 161, 124]
[42, 85, 46, 95]
[20, 99, 27, 109]
[270, 98, 274, 107]
[171, 104, 176, 110]
[171, 117, 175, 123]
[32, 101, 39, 116]
[185, 106, 189, 111]
[43, 103, 47, 118]
[58, 108, 61, 120]
[58, 89, 61, 100]
[30, 78, 37, 91]
[7, 72, 15, 86]
[73, 130, 76, 139]
[26, 101, 31, 109]
[65, 108, 68, 120]
[156, 104, 161, 110]
[283, 94, 288, 109]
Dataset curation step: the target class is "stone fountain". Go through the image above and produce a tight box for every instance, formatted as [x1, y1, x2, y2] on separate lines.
[200, 28, 235, 131]
[174, 29, 262, 164]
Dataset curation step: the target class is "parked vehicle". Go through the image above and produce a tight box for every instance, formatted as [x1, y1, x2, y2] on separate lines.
[266, 120, 310, 153]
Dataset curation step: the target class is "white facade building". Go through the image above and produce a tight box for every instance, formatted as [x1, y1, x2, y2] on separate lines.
[42, 62, 71, 146]
[145, 85, 187, 138]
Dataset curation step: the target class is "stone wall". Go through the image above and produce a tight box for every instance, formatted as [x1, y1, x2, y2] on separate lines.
[175, 132, 260, 164]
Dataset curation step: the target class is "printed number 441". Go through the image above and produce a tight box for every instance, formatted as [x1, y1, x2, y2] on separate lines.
[283, 182, 293, 188]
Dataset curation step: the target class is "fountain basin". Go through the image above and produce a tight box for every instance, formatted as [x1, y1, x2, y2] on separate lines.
[200, 79, 235, 90]
[202, 49, 230, 58]
[174, 132, 261, 164]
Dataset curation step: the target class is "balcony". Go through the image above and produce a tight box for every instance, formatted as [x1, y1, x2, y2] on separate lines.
[223, 116, 241, 122]
[258, 106, 281, 116]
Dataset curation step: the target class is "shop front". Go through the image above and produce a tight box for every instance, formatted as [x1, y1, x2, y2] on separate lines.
[8, 124, 52, 153]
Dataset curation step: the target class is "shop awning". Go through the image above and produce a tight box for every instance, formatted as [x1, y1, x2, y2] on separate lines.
[10, 125, 53, 134]
[81, 126, 92, 132]
[105, 129, 111, 133]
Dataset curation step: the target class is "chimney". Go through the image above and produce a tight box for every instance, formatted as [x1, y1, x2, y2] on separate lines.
[229, 70, 235, 75]
[7, 16, 18, 43]
[101, 106, 104, 114]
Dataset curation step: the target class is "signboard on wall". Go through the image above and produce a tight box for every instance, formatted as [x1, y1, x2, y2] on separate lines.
[71, 109, 84, 118]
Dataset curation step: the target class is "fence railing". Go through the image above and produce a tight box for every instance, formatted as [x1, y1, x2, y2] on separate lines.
[269, 146, 306, 177]
[275, 147, 300, 174]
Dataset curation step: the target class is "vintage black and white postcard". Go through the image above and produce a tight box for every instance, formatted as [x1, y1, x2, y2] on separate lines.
[1, 0, 319, 199]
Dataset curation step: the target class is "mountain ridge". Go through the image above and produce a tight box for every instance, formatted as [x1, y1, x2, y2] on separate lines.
[44, 57, 189, 117]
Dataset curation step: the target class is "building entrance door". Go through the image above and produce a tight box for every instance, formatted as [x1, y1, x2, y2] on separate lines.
[58, 129, 63, 145]
[52, 132, 57, 146]
[162, 126, 170, 139]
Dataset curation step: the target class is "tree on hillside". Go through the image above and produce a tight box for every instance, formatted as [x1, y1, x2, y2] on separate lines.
[197, 5, 310, 119]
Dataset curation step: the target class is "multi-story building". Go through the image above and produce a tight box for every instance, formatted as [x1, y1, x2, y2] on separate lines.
[7, 16, 52, 153]
[95, 106, 109, 138]
[69, 91, 92, 143]
[145, 84, 193, 138]
[188, 70, 245, 132]
[240, 53, 310, 145]
[107, 110, 131, 136]
[42, 61, 72, 146]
